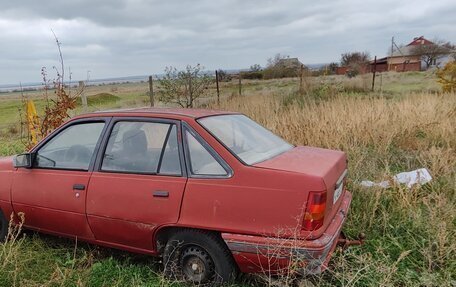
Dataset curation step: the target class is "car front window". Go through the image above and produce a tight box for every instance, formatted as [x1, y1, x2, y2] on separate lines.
[198, 114, 293, 165]
[35, 122, 105, 170]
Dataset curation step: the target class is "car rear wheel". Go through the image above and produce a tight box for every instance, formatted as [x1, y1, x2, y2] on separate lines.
[162, 229, 237, 284]
[0, 210, 8, 242]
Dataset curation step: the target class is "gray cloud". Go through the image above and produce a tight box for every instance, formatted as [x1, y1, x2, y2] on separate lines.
[0, 0, 455, 84]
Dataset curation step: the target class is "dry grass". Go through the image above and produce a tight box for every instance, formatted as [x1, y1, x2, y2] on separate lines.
[209, 91, 456, 286]
[0, 72, 455, 286]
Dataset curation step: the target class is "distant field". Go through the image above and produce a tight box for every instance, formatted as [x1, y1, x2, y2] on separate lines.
[0, 71, 455, 286]
[0, 71, 440, 131]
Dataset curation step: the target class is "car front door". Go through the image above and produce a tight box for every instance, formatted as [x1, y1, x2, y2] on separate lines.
[86, 118, 187, 251]
[11, 118, 109, 239]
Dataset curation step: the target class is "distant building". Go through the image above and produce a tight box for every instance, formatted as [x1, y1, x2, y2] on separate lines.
[262, 57, 306, 79]
[337, 36, 454, 75]
[275, 58, 305, 70]
[384, 36, 431, 72]
[384, 36, 454, 71]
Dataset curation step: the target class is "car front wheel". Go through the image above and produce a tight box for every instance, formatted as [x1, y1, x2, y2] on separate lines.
[162, 229, 238, 284]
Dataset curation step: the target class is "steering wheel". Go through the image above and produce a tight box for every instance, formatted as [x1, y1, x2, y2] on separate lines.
[63, 145, 92, 164]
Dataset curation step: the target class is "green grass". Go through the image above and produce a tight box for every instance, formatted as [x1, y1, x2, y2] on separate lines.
[76, 93, 121, 107]
[0, 232, 166, 287]
[0, 138, 25, 156]
[380, 72, 440, 94]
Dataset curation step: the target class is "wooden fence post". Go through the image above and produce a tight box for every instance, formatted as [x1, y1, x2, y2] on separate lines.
[215, 70, 220, 106]
[148, 76, 154, 107]
[79, 81, 87, 111]
[371, 56, 377, 92]
[238, 73, 242, 96]
[299, 64, 304, 94]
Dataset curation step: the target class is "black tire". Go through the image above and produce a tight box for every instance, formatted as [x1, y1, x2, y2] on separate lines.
[0, 210, 8, 242]
[162, 229, 238, 285]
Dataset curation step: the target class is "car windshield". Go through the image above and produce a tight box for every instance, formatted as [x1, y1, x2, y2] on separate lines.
[198, 114, 293, 165]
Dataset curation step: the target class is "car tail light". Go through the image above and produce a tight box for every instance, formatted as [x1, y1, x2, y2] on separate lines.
[302, 191, 327, 231]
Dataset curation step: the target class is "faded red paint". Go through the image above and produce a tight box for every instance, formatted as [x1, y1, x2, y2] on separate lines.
[222, 192, 351, 274]
[389, 62, 421, 72]
[0, 108, 352, 275]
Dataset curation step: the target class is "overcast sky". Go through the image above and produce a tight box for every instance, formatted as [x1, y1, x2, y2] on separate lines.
[0, 0, 455, 84]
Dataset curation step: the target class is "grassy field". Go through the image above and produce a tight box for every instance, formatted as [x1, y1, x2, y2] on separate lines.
[0, 71, 455, 286]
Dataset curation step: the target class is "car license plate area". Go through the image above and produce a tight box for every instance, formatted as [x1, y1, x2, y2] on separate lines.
[333, 182, 343, 204]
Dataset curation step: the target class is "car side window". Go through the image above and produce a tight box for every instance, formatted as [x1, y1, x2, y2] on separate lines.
[185, 130, 227, 176]
[158, 125, 182, 175]
[35, 122, 105, 170]
[101, 121, 181, 175]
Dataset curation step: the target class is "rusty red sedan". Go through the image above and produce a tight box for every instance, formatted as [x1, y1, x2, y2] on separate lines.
[0, 108, 351, 284]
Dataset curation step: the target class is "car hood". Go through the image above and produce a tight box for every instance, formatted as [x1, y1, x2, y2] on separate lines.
[254, 146, 347, 189]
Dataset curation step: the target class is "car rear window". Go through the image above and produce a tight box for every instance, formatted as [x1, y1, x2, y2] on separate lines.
[198, 114, 293, 165]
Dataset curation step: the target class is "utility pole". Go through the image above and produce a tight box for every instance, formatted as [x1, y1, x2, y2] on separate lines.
[389, 36, 394, 71]
[148, 76, 154, 107]
[215, 70, 220, 106]
[391, 37, 394, 57]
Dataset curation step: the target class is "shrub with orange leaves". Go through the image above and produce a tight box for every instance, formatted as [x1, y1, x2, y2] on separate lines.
[436, 61, 456, 93]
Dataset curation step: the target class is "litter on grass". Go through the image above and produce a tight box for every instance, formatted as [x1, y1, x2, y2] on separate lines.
[360, 168, 432, 189]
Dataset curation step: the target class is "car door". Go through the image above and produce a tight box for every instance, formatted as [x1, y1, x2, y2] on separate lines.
[86, 117, 187, 251]
[11, 118, 109, 239]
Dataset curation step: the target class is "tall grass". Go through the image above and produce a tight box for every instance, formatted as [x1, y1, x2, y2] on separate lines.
[211, 91, 456, 286]
[0, 78, 455, 286]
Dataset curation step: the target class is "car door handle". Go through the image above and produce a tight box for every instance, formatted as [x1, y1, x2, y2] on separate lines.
[73, 184, 86, 191]
[153, 190, 169, 198]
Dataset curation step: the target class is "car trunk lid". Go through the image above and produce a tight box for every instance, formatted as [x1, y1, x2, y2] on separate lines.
[254, 146, 348, 237]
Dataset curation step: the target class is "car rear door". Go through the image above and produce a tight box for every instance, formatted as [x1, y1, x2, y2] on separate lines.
[11, 118, 110, 239]
[86, 117, 187, 251]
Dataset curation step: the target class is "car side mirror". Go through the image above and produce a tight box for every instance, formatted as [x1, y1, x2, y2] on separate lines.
[14, 153, 33, 168]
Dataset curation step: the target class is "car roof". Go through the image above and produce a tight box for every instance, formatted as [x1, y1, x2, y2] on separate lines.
[74, 107, 241, 120]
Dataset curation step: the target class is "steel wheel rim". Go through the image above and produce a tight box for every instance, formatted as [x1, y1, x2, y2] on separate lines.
[180, 245, 215, 283]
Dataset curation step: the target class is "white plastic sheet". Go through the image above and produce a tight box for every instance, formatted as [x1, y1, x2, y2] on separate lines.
[360, 168, 432, 189]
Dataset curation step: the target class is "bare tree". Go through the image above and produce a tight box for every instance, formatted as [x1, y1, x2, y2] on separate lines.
[266, 53, 290, 68]
[340, 51, 370, 77]
[327, 62, 339, 74]
[411, 39, 454, 69]
[340, 51, 370, 66]
[263, 53, 302, 79]
[158, 64, 212, 108]
[249, 64, 262, 72]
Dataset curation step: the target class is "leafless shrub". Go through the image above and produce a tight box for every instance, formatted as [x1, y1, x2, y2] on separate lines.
[1, 213, 25, 269]
[158, 64, 212, 108]
[20, 32, 81, 149]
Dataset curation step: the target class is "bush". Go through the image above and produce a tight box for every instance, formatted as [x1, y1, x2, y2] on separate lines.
[158, 64, 212, 108]
[242, 71, 263, 80]
[436, 61, 456, 92]
[263, 66, 298, 79]
[216, 69, 232, 82]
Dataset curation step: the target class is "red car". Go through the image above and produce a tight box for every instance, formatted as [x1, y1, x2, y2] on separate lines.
[0, 108, 351, 284]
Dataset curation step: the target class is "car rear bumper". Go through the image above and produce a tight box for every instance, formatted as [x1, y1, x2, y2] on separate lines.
[221, 190, 352, 274]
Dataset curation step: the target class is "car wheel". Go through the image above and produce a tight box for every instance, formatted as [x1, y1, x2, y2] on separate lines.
[0, 210, 8, 242]
[162, 229, 238, 284]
